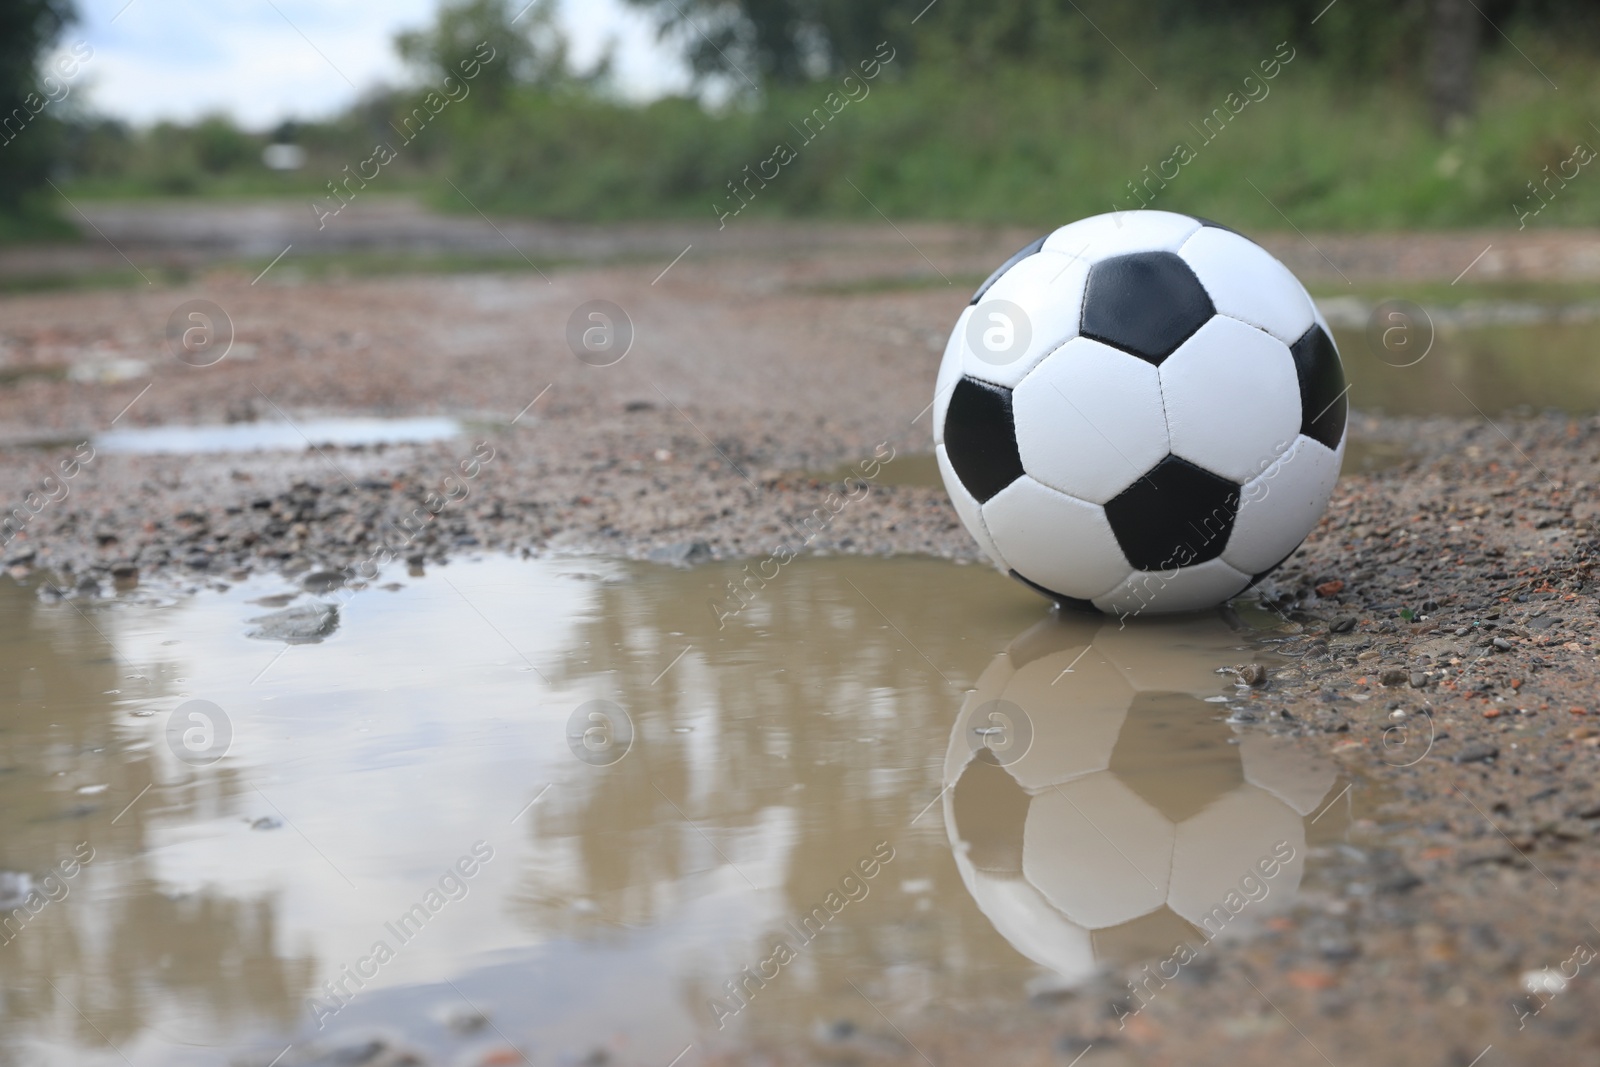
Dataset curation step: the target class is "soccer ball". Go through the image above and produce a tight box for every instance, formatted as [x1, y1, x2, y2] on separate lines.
[933, 210, 1347, 616]
[942, 614, 1338, 982]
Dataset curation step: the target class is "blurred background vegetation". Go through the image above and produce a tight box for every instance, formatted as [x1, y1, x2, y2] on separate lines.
[5, 0, 1600, 239]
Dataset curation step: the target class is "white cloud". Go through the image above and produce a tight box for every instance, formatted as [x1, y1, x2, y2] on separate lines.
[68, 0, 688, 129]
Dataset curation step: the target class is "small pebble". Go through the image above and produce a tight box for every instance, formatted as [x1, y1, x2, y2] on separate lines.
[444, 1005, 491, 1035]
[1235, 663, 1268, 687]
[302, 569, 348, 593]
[814, 1019, 857, 1043]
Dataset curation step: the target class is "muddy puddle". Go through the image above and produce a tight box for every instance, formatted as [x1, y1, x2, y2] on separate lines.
[94, 416, 464, 456]
[1329, 313, 1600, 418]
[0, 555, 1363, 1066]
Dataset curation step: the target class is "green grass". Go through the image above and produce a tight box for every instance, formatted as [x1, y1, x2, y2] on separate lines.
[24, 31, 1600, 235]
[0, 249, 588, 295]
[793, 272, 988, 297]
[54, 171, 437, 202]
[426, 42, 1600, 232]
[0, 265, 192, 295]
[248, 249, 579, 281]
[0, 364, 67, 386]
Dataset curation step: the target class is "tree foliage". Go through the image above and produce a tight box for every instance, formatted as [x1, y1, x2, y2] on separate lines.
[0, 0, 75, 228]
[623, 0, 1600, 91]
[395, 0, 599, 108]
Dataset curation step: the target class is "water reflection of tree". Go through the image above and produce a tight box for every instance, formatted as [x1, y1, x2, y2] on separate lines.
[3, 873, 312, 1046]
[513, 557, 1058, 1029]
[0, 579, 314, 1056]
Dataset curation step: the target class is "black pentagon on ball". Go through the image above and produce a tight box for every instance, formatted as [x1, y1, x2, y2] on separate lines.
[950, 747, 1030, 873]
[1009, 570, 1100, 615]
[1080, 251, 1214, 364]
[1111, 693, 1244, 823]
[1289, 324, 1348, 449]
[1103, 455, 1241, 572]
[944, 376, 1024, 503]
[971, 233, 1050, 305]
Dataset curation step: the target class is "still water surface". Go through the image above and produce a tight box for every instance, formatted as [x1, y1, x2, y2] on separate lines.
[0, 556, 1352, 1066]
[94, 417, 464, 456]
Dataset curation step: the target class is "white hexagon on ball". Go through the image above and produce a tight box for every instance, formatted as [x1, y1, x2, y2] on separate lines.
[982, 476, 1132, 601]
[961, 252, 1090, 390]
[1159, 316, 1301, 485]
[1091, 557, 1253, 618]
[951, 641, 1135, 792]
[1168, 785, 1308, 931]
[1042, 210, 1202, 262]
[932, 305, 973, 447]
[1178, 226, 1317, 346]
[1012, 338, 1171, 505]
[1025, 775, 1175, 928]
[1222, 434, 1344, 576]
[935, 443, 1007, 570]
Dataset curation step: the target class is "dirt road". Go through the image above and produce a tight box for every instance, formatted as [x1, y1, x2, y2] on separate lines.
[2, 205, 1600, 1064]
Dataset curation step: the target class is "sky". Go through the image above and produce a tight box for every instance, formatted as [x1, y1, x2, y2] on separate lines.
[59, 0, 689, 129]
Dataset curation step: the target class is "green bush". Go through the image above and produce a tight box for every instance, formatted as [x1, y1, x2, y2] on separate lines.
[421, 32, 1600, 231]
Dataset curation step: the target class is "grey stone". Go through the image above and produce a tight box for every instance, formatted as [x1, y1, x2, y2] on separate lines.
[1234, 663, 1269, 687]
[301, 569, 347, 593]
[647, 540, 712, 567]
[247, 602, 339, 644]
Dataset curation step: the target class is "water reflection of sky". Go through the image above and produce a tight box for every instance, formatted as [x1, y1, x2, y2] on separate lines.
[95, 416, 463, 455]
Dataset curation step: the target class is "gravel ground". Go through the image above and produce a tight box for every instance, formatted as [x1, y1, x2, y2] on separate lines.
[3, 218, 1600, 1064]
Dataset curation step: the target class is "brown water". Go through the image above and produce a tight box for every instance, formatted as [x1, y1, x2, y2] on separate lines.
[0, 556, 1353, 1066]
[1332, 318, 1600, 418]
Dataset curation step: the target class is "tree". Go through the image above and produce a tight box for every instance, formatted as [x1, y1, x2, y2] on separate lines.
[621, 0, 1598, 95]
[1428, 0, 1479, 132]
[622, 0, 905, 87]
[395, 0, 585, 109]
[0, 0, 76, 230]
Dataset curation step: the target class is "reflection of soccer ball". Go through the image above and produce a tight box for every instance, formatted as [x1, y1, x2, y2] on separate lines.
[933, 211, 1347, 616]
[942, 615, 1337, 983]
